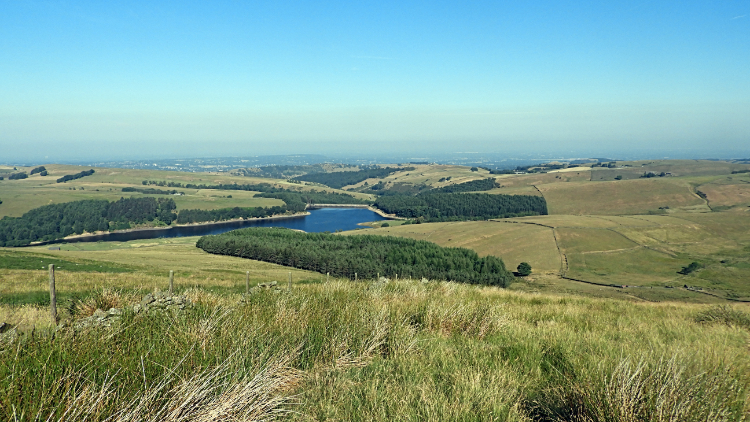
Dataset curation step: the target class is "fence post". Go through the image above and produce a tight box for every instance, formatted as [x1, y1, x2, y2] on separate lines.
[355, 273, 357, 282]
[246, 271, 250, 294]
[327, 272, 329, 283]
[169, 270, 174, 295]
[288, 272, 292, 292]
[49, 264, 57, 325]
[396, 273, 398, 282]
[377, 272, 380, 280]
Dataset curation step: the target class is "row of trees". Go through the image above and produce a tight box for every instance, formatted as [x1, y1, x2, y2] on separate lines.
[426, 178, 498, 194]
[0, 197, 177, 246]
[122, 187, 179, 195]
[56, 169, 95, 183]
[294, 167, 414, 189]
[142, 181, 281, 191]
[196, 228, 515, 287]
[8, 172, 28, 180]
[30, 166, 46, 175]
[176, 206, 287, 224]
[375, 193, 548, 221]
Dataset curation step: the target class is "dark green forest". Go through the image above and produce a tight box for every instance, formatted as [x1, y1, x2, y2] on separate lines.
[176, 205, 287, 224]
[375, 193, 547, 221]
[294, 167, 414, 189]
[426, 178, 498, 194]
[56, 169, 95, 183]
[255, 191, 369, 212]
[0, 197, 176, 246]
[196, 228, 515, 286]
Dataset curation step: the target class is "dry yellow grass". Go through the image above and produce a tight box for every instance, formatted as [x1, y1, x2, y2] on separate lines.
[700, 182, 750, 208]
[538, 178, 708, 215]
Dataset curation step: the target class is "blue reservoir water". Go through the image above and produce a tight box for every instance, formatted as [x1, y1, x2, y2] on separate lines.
[52, 208, 389, 244]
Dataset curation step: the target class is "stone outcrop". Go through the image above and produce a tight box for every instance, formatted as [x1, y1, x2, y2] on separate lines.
[74, 307, 123, 329]
[72, 292, 192, 329]
[238, 281, 285, 303]
[134, 291, 190, 314]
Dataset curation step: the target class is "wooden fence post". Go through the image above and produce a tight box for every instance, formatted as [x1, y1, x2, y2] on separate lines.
[355, 273, 357, 282]
[49, 264, 57, 325]
[327, 272, 329, 283]
[246, 271, 250, 294]
[169, 270, 174, 295]
[288, 272, 292, 291]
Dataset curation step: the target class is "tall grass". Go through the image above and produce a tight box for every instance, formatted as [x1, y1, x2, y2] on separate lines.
[1, 279, 748, 421]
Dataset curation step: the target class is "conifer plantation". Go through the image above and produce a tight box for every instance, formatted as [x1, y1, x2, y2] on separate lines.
[375, 192, 547, 221]
[196, 227, 515, 286]
[0, 198, 177, 246]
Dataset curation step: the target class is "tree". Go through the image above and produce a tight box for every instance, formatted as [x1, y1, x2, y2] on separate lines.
[381, 222, 390, 227]
[615, 175, 623, 180]
[517, 262, 532, 276]
[470, 167, 479, 172]
[9, 172, 28, 180]
[678, 262, 702, 275]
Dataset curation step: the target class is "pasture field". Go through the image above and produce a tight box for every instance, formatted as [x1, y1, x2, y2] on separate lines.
[1, 237, 320, 329]
[588, 159, 750, 181]
[0, 164, 373, 218]
[355, 210, 750, 302]
[538, 178, 708, 215]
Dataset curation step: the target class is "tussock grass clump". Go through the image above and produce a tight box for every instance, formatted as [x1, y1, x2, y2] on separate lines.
[529, 355, 745, 422]
[1, 279, 749, 421]
[68, 288, 132, 318]
[29, 352, 301, 422]
[695, 305, 750, 330]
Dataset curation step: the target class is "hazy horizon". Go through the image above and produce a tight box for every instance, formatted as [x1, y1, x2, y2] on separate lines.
[2, 1, 749, 163]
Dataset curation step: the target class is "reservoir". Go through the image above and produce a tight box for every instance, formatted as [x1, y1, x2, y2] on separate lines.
[52, 208, 389, 244]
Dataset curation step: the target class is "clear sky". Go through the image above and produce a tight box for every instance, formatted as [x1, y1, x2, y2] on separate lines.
[1, 1, 749, 161]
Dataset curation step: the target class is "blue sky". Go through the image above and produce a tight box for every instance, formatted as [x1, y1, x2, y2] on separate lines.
[1, 1, 749, 161]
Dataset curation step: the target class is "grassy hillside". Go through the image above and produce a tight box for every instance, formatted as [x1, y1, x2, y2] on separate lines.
[537, 178, 708, 215]
[486, 160, 750, 216]
[0, 164, 373, 218]
[342, 164, 493, 190]
[1, 258, 749, 420]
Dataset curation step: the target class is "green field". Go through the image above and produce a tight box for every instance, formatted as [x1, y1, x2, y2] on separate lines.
[352, 210, 750, 302]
